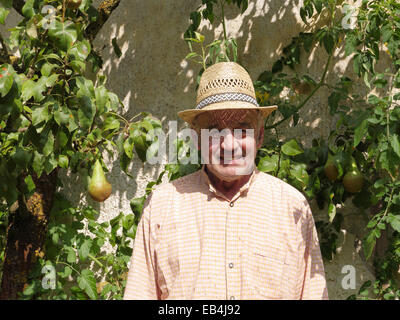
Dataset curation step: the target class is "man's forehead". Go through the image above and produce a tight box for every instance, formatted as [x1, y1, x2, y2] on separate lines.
[195, 109, 259, 128]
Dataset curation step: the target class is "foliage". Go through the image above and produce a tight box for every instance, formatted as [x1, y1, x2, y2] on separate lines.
[181, 0, 400, 300]
[0, 0, 399, 300]
[0, 201, 7, 279]
[21, 193, 135, 300]
[0, 0, 161, 299]
[0, 0, 160, 207]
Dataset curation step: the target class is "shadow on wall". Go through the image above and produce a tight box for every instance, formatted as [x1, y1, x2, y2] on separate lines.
[64, 0, 390, 219]
[56, 0, 394, 300]
[79, 0, 331, 211]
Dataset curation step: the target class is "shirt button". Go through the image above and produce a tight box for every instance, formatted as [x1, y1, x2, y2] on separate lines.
[230, 296, 235, 300]
[229, 202, 234, 207]
[229, 263, 234, 268]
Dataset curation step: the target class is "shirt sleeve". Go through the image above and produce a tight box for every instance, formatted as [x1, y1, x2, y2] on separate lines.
[123, 194, 160, 300]
[298, 198, 329, 300]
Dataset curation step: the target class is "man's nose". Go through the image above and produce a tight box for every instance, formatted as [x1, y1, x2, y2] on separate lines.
[221, 129, 239, 151]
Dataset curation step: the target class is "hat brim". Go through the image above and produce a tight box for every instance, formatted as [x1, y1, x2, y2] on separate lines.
[177, 100, 278, 125]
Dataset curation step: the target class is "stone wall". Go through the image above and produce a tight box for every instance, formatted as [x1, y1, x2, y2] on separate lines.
[1, 0, 384, 299]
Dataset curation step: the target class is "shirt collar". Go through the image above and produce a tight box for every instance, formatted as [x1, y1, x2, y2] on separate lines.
[200, 164, 259, 201]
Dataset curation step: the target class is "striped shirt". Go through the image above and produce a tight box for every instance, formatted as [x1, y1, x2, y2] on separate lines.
[123, 165, 329, 300]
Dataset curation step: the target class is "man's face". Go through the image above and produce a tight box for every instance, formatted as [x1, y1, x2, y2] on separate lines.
[193, 109, 263, 181]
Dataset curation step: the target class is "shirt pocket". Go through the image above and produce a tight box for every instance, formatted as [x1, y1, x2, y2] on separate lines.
[249, 244, 287, 299]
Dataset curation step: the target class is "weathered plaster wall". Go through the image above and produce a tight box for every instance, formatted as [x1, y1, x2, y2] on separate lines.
[2, 0, 384, 299]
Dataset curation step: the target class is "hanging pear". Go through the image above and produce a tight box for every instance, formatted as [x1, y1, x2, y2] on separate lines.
[342, 157, 364, 193]
[324, 153, 339, 182]
[88, 159, 112, 202]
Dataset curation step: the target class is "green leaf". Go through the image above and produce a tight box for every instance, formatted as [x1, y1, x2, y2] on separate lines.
[290, 163, 309, 188]
[257, 154, 278, 172]
[11, 147, 32, 170]
[22, 282, 37, 297]
[328, 91, 341, 115]
[67, 113, 78, 132]
[58, 155, 69, 169]
[77, 269, 98, 300]
[382, 24, 392, 43]
[21, 0, 35, 18]
[67, 248, 76, 264]
[78, 240, 91, 261]
[95, 86, 107, 115]
[281, 139, 304, 156]
[69, 60, 86, 73]
[0, 7, 9, 24]
[48, 21, 78, 52]
[0, 64, 14, 97]
[24, 175, 36, 193]
[353, 119, 368, 147]
[122, 214, 135, 230]
[69, 40, 91, 61]
[123, 137, 134, 159]
[41, 63, 57, 77]
[328, 193, 336, 223]
[106, 92, 120, 111]
[358, 280, 371, 296]
[194, 31, 205, 43]
[133, 133, 148, 162]
[45, 74, 59, 88]
[103, 116, 120, 132]
[59, 265, 72, 278]
[363, 72, 370, 88]
[390, 134, 400, 158]
[44, 153, 58, 174]
[56, 128, 69, 148]
[322, 32, 334, 54]
[388, 214, 400, 233]
[363, 230, 377, 260]
[185, 52, 198, 60]
[32, 151, 45, 178]
[345, 33, 358, 56]
[21, 79, 45, 102]
[76, 76, 95, 98]
[32, 105, 50, 127]
[42, 130, 54, 157]
[54, 107, 70, 126]
[130, 196, 145, 218]
[77, 96, 95, 131]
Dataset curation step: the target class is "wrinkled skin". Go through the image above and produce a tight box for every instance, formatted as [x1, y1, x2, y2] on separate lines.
[192, 109, 264, 199]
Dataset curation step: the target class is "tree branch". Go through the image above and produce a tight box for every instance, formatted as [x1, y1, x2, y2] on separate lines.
[85, 0, 122, 41]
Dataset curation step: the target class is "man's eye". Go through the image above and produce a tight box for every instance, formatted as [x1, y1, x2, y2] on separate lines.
[235, 129, 247, 137]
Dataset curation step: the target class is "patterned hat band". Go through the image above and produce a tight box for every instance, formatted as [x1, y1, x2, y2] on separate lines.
[195, 92, 259, 110]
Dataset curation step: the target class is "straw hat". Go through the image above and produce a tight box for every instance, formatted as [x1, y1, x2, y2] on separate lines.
[178, 61, 277, 126]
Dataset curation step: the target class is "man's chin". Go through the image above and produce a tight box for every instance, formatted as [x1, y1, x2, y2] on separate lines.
[209, 162, 254, 177]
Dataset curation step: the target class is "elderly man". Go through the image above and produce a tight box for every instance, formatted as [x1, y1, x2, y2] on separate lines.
[123, 62, 328, 300]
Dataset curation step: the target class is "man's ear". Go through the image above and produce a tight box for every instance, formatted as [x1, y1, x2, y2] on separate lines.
[256, 125, 264, 149]
[190, 125, 201, 151]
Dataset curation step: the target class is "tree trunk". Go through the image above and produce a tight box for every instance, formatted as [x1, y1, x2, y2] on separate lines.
[0, 169, 58, 300]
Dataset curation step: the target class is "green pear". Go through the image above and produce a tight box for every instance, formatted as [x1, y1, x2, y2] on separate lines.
[324, 153, 339, 182]
[88, 159, 112, 202]
[343, 157, 364, 193]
